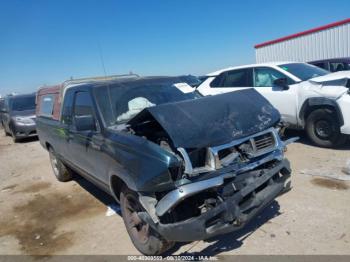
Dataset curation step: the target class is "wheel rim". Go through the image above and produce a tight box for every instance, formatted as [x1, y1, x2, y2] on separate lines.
[49, 151, 60, 177]
[123, 193, 150, 244]
[314, 119, 334, 139]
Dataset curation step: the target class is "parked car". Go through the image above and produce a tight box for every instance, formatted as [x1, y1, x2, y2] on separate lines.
[1, 93, 37, 142]
[197, 62, 350, 148]
[36, 75, 292, 255]
[309, 57, 350, 72]
[0, 98, 5, 126]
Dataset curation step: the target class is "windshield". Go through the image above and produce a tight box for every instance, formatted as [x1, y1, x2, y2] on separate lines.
[9, 95, 36, 111]
[178, 75, 202, 87]
[279, 63, 329, 81]
[94, 82, 201, 126]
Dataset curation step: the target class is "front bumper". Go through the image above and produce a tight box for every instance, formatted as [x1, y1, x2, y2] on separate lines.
[13, 123, 37, 138]
[140, 159, 291, 242]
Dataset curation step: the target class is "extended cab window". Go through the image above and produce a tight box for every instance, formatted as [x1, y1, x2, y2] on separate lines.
[39, 94, 55, 117]
[73, 91, 96, 130]
[210, 69, 252, 88]
[254, 67, 294, 87]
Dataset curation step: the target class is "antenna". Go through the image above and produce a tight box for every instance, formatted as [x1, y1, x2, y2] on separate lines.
[98, 41, 108, 77]
[97, 41, 115, 122]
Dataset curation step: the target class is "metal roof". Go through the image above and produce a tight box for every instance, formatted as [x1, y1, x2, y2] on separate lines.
[207, 61, 295, 76]
[255, 18, 350, 49]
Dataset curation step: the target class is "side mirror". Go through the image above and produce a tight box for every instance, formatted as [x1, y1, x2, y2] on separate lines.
[75, 115, 96, 132]
[273, 78, 289, 90]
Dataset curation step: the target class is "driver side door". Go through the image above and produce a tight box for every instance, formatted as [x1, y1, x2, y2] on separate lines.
[252, 67, 298, 125]
[67, 90, 106, 185]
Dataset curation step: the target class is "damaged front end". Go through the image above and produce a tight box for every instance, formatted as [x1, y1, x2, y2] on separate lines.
[119, 88, 293, 242]
[136, 127, 292, 242]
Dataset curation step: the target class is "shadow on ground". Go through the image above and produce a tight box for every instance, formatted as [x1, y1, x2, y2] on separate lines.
[283, 129, 350, 150]
[73, 175, 122, 216]
[17, 136, 39, 143]
[168, 201, 281, 256]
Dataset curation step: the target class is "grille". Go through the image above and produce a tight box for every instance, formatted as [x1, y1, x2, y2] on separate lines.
[214, 131, 277, 167]
[252, 132, 275, 152]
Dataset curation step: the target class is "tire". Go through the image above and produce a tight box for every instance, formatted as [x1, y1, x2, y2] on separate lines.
[306, 108, 347, 148]
[3, 124, 10, 136]
[3, 126, 9, 136]
[48, 147, 73, 182]
[10, 128, 19, 143]
[120, 186, 173, 255]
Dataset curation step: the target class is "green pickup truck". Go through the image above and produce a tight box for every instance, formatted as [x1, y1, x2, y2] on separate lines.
[36, 75, 292, 255]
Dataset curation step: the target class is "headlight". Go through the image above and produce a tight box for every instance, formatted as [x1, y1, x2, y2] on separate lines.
[14, 116, 35, 125]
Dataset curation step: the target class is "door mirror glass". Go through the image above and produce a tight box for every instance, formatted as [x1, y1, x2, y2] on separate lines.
[75, 115, 96, 131]
[273, 78, 289, 90]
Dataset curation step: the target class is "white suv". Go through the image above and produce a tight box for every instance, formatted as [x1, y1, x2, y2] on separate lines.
[197, 62, 350, 147]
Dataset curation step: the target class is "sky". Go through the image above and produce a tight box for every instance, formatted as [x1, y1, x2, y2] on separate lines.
[0, 0, 349, 95]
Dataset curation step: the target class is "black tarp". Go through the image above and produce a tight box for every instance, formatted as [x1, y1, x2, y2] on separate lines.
[128, 89, 280, 148]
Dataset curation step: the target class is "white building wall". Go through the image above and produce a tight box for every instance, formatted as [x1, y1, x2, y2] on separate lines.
[256, 22, 350, 63]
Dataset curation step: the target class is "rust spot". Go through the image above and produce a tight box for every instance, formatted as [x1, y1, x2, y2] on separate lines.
[14, 182, 52, 194]
[0, 191, 105, 256]
[311, 178, 349, 190]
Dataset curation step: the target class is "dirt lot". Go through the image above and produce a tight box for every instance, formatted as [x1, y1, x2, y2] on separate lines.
[0, 131, 350, 256]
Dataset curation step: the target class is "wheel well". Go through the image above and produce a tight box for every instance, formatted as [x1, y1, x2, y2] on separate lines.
[110, 175, 127, 201]
[300, 98, 344, 127]
[303, 105, 336, 121]
[8, 122, 14, 132]
[45, 142, 52, 150]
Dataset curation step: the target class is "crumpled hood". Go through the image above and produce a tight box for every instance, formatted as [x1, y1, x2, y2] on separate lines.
[309, 71, 350, 83]
[128, 89, 280, 148]
[306, 71, 350, 99]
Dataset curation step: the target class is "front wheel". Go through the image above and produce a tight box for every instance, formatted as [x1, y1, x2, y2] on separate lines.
[10, 126, 20, 143]
[306, 108, 347, 148]
[48, 147, 73, 182]
[10, 129, 19, 143]
[120, 186, 173, 255]
[3, 126, 10, 136]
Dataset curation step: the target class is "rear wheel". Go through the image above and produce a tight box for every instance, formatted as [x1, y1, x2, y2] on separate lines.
[306, 108, 347, 148]
[120, 186, 173, 255]
[48, 147, 73, 182]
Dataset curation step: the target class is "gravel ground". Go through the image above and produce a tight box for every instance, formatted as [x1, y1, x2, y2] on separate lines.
[0, 130, 349, 257]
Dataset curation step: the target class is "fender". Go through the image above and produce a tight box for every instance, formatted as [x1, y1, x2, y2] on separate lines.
[299, 97, 344, 126]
